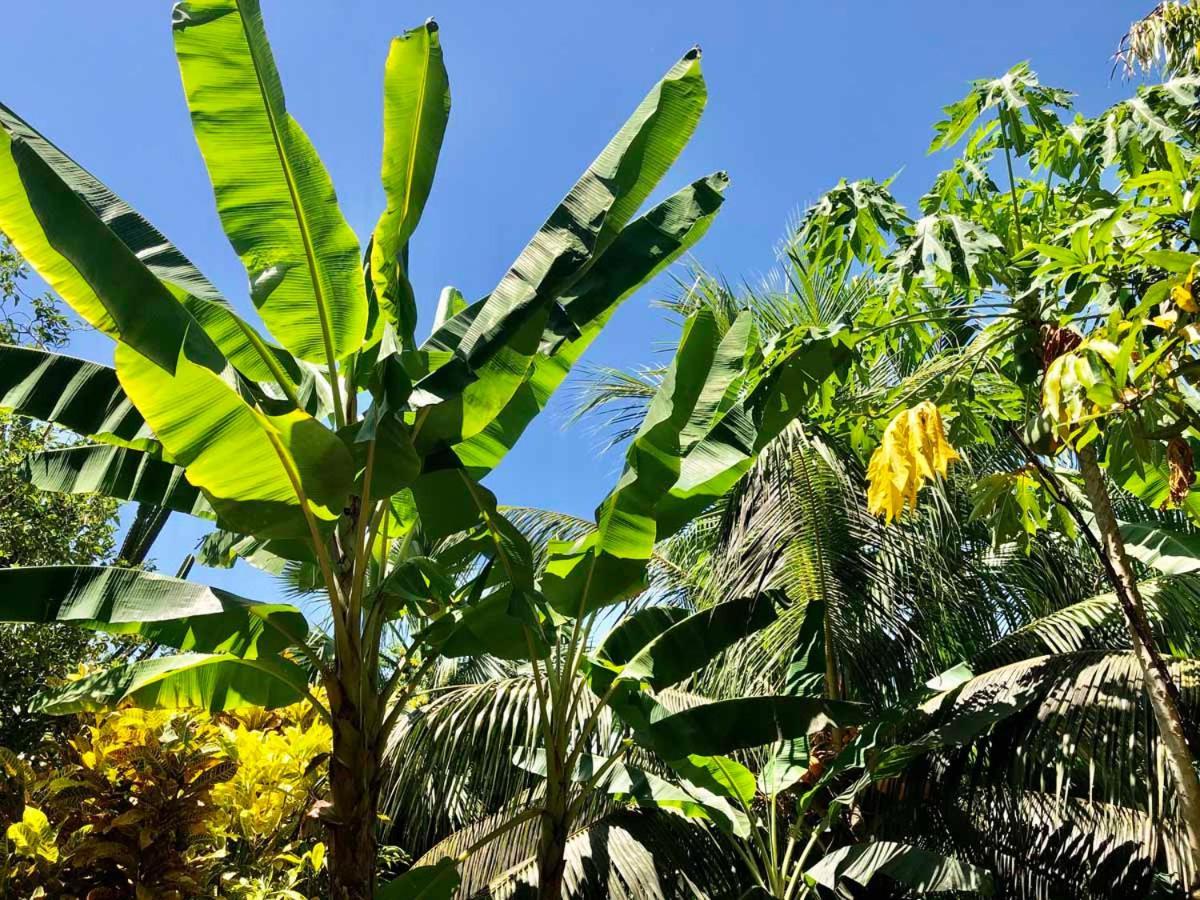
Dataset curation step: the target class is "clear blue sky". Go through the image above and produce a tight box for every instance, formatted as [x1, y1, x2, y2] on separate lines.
[2, 0, 1145, 606]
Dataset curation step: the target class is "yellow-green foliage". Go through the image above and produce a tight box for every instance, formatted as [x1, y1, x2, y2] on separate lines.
[0, 698, 331, 899]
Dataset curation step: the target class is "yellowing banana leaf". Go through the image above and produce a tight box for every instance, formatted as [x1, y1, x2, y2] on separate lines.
[371, 20, 450, 343]
[116, 342, 353, 538]
[34, 652, 310, 715]
[174, 0, 368, 365]
[0, 565, 306, 657]
[26, 444, 211, 518]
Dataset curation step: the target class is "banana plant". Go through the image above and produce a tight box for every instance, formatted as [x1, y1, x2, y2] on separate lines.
[379, 306, 862, 898]
[0, 3, 729, 895]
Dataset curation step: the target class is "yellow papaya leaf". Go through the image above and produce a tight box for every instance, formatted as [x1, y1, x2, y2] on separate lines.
[1151, 313, 1177, 330]
[867, 400, 960, 523]
[1173, 263, 1199, 313]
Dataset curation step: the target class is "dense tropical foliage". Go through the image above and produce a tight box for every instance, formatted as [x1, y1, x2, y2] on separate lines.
[2, 700, 331, 898]
[4, 2, 1200, 898]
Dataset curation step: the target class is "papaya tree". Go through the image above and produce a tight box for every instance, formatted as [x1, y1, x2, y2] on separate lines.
[0, 2, 731, 895]
[786, 61, 1200, 893]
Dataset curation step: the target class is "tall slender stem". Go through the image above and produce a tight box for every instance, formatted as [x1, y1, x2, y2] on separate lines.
[998, 102, 1025, 252]
[1075, 446, 1200, 891]
[1009, 425, 1200, 893]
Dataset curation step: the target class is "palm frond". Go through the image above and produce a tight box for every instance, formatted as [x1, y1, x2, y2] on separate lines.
[486, 809, 742, 900]
[567, 364, 663, 452]
[974, 575, 1200, 670]
[677, 425, 1052, 708]
[876, 651, 1200, 897]
[380, 672, 618, 856]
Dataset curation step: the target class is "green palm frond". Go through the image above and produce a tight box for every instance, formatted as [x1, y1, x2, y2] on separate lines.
[485, 808, 741, 900]
[673, 425, 1058, 708]
[974, 575, 1200, 669]
[568, 364, 663, 452]
[411, 797, 741, 900]
[498, 506, 596, 574]
[877, 651, 1200, 897]
[380, 672, 619, 855]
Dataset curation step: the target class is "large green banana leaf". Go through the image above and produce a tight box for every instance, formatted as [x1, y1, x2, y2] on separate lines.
[25, 444, 210, 518]
[408, 48, 708, 421]
[197, 528, 312, 573]
[371, 19, 450, 343]
[0, 344, 143, 441]
[115, 342, 353, 537]
[174, 0, 368, 366]
[376, 858, 460, 900]
[421, 585, 552, 661]
[412, 461, 555, 659]
[0, 103, 299, 388]
[400, 174, 725, 462]
[616, 593, 780, 690]
[1119, 520, 1200, 575]
[0, 566, 306, 657]
[593, 606, 689, 668]
[805, 842, 994, 896]
[455, 172, 729, 477]
[642, 695, 865, 757]
[542, 310, 849, 616]
[758, 599, 827, 796]
[34, 652, 310, 714]
[412, 303, 551, 451]
[0, 104, 220, 374]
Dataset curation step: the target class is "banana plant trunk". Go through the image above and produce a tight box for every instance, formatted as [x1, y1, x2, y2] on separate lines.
[327, 665, 382, 900]
[536, 736, 571, 899]
[1077, 445, 1200, 893]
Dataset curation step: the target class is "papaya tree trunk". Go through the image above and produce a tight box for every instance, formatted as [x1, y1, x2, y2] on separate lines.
[1077, 445, 1200, 893]
[326, 669, 381, 900]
